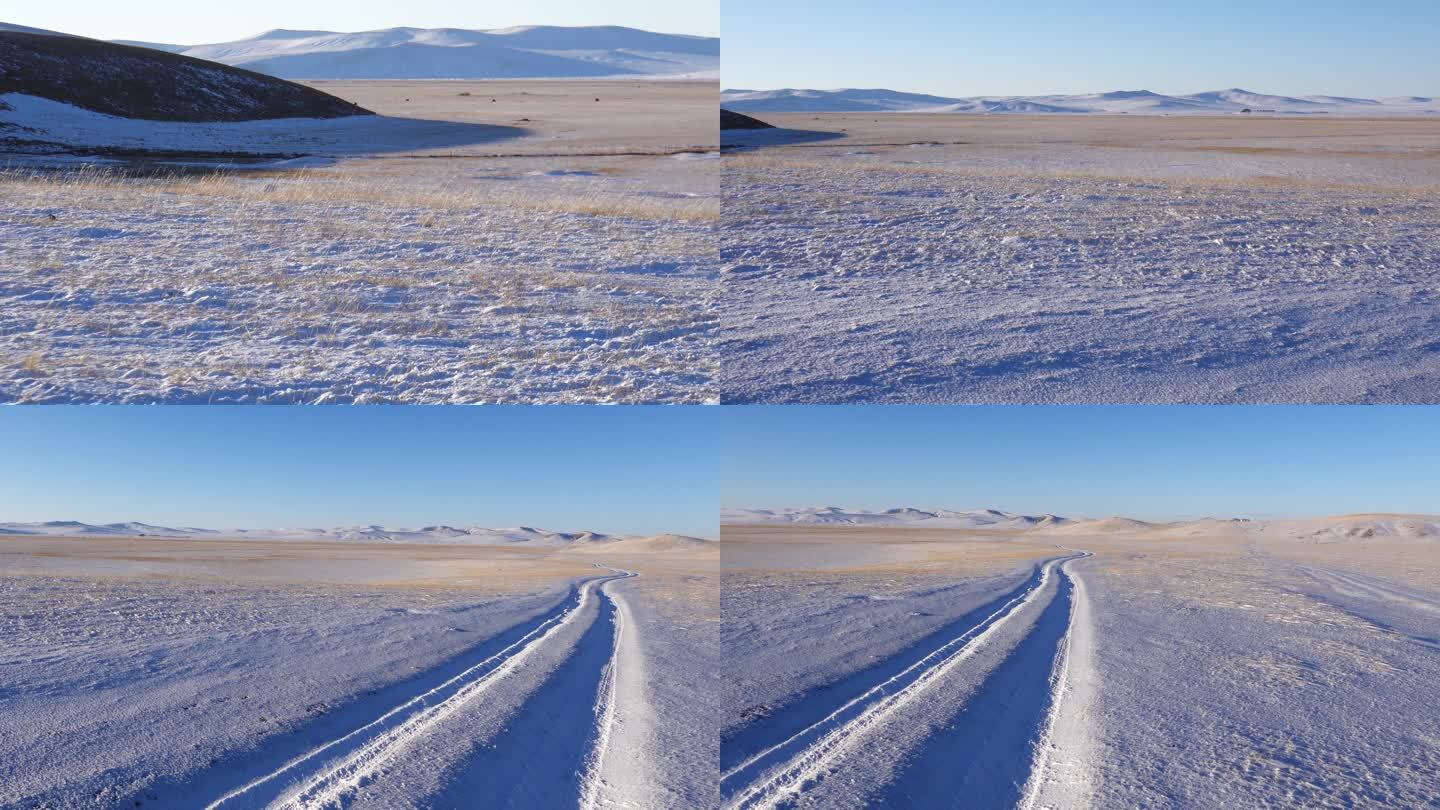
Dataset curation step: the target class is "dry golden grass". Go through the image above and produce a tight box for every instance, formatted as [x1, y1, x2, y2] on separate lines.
[0, 535, 604, 593]
[0, 167, 717, 222]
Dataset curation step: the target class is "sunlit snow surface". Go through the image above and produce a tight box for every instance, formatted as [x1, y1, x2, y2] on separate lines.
[720, 115, 1440, 402]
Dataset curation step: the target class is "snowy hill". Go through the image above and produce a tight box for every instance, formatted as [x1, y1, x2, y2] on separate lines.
[129, 26, 719, 80]
[0, 520, 708, 547]
[721, 506, 1070, 529]
[718, 88, 967, 113]
[1260, 514, 1440, 543]
[720, 87, 1440, 116]
[0, 521, 220, 537]
[0, 27, 369, 123]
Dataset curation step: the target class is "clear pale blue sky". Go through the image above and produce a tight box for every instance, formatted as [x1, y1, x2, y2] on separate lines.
[721, 406, 1440, 521]
[11, 0, 717, 43]
[724, 0, 1440, 97]
[0, 407, 716, 537]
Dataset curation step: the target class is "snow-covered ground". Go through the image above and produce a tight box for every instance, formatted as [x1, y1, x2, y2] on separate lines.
[721, 87, 1440, 116]
[1, 532, 718, 808]
[2, 81, 717, 403]
[721, 115, 1440, 402]
[719, 515, 1440, 806]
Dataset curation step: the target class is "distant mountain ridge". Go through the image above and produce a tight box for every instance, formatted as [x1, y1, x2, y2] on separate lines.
[721, 506, 1070, 529]
[0, 521, 711, 546]
[722, 509, 1440, 543]
[721, 87, 1440, 116]
[117, 25, 719, 80]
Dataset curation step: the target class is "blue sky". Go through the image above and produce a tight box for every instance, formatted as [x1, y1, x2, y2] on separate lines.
[11, 0, 717, 43]
[721, 406, 1440, 521]
[0, 407, 716, 537]
[724, 0, 1440, 97]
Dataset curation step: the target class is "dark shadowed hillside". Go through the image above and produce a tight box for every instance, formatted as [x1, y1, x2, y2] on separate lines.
[720, 109, 774, 130]
[0, 30, 371, 121]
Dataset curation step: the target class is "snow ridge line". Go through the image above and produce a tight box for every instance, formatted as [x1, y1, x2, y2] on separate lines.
[578, 578, 627, 810]
[722, 553, 1083, 810]
[206, 570, 632, 810]
[1019, 549, 1093, 810]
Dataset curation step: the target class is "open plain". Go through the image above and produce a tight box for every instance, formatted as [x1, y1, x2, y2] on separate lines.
[721, 114, 1440, 403]
[1, 80, 718, 403]
[0, 531, 719, 808]
[719, 516, 1440, 807]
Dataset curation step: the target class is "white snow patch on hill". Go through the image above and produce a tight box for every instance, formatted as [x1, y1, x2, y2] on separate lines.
[720, 87, 1440, 116]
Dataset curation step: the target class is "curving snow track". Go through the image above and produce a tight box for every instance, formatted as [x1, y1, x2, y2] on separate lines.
[723, 551, 1092, 810]
[1021, 549, 1096, 810]
[206, 568, 636, 810]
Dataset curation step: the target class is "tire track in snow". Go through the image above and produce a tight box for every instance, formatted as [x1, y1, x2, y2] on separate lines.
[206, 568, 636, 810]
[721, 551, 1089, 810]
[1297, 565, 1440, 649]
[1305, 567, 1440, 616]
[578, 579, 624, 810]
[1021, 549, 1095, 810]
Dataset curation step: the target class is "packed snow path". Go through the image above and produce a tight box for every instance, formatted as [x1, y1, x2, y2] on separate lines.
[721, 552, 1092, 809]
[200, 568, 639, 809]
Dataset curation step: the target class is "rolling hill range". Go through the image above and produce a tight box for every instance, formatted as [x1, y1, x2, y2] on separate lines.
[723, 508, 1440, 545]
[721, 506, 1071, 529]
[0, 520, 714, 547]
[721, 87, 1440, 115]
[119, 26, 718, 80]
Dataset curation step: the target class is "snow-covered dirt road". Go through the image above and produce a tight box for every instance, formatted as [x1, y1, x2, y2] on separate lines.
[722, 551, 1092, 809]
[1, 564, 691, 809]
[722, 517, 1440, 807]
[199, 568, 639, 809]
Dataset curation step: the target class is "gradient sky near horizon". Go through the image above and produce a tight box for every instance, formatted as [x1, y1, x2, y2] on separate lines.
[9, 0, 717, 43]
[0, 408, 716, 537]
[724, 0, 1440, 97]
[721, 407, 1440, 521]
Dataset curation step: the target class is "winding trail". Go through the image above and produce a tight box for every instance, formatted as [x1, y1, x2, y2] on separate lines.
[205, 567, 637, 809]
[722, 550, 1092, 810]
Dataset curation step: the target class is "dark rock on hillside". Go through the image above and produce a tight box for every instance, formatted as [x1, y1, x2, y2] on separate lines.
[0, 30, 371, 121]
[721, 109, 775, 130]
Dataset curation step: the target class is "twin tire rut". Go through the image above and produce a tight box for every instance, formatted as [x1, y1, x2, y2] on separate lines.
[722, 551, 1092, 809]
[204, 568, 636, 809]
